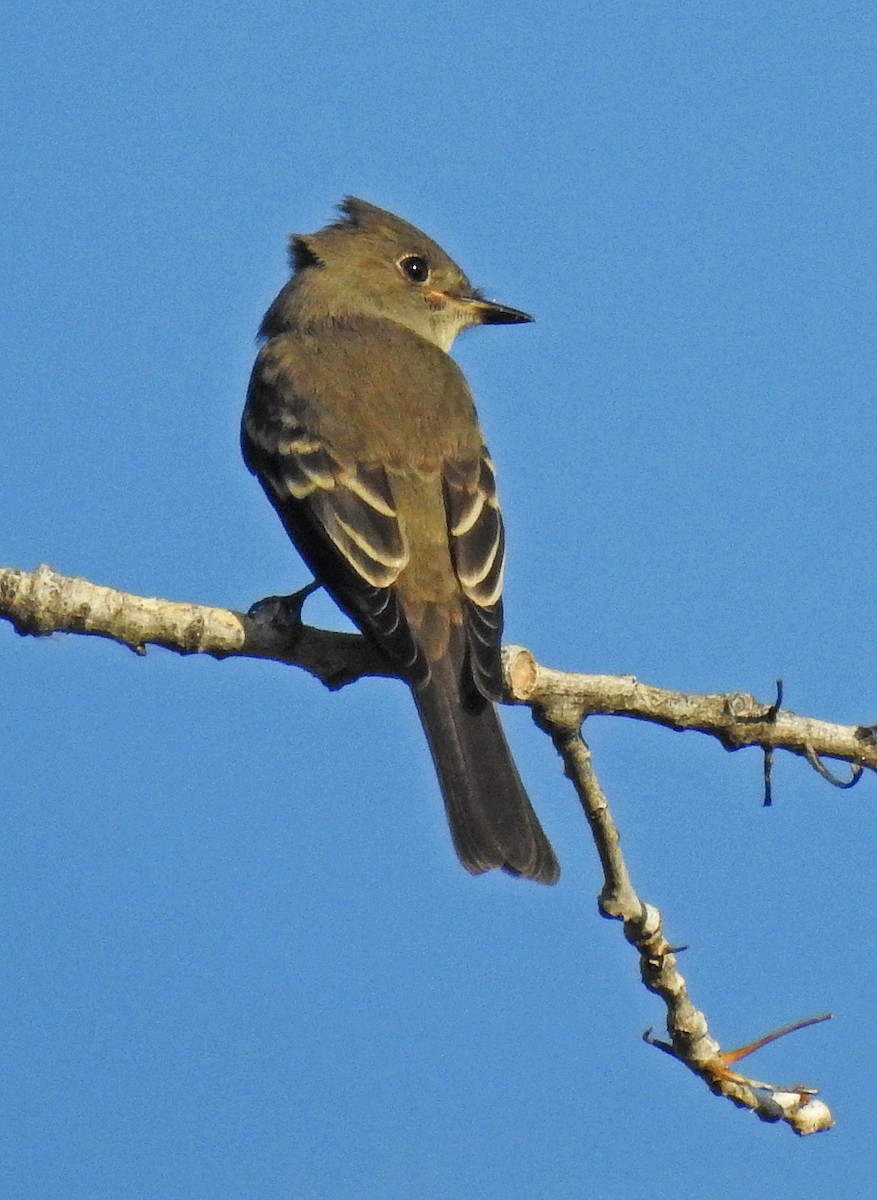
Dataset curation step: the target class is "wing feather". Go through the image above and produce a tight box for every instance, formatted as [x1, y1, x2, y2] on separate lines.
[444, 452, 507, 700]
[242, 357, 426, 680]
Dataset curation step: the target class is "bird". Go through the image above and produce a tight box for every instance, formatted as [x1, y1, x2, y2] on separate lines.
[241, 197, 559, 883]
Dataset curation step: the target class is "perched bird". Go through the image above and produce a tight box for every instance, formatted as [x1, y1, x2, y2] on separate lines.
[242, 197, 559, 883]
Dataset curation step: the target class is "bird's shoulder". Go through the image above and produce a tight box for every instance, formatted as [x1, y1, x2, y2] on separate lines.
[247, 317, 482, 464]
[256, 316, 466, 393]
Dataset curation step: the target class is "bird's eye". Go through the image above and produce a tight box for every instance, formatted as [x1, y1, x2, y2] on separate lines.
[398, 255, 430, 283]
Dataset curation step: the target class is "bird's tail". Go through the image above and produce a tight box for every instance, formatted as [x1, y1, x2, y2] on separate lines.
[413, 653, 559, 883]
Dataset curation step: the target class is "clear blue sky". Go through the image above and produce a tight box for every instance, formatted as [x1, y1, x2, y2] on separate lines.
[2, 3, 875, 1196]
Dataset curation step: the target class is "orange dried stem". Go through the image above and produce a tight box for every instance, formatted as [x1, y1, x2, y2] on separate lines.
[722, 1013, 831, 1067]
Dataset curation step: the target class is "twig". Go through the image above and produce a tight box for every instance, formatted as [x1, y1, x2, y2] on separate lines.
[528, 685, 833, 1135]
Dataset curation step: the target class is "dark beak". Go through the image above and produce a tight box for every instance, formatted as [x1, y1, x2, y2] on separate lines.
[474, 298, 534, 325]
[450, 290, 534, 325]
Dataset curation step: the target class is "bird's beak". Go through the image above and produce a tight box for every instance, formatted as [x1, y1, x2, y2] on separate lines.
[434, 289, 534, 326]
[469, 297, 534, 325]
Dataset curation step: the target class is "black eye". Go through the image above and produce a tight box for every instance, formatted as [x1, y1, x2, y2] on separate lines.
[398, 255, 430, 283]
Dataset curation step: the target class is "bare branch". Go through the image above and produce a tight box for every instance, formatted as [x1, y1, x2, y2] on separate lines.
[0, 564, 847, 1132]
[504, 645, 877, 780]
[0, 563, 392, 688]
[3, 567, 874, 783]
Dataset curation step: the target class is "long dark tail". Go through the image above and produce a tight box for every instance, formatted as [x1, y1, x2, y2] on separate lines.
[413, 654, 559, 883]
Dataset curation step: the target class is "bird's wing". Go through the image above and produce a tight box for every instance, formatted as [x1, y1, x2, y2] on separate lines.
[242, 362, 427, 682]
[443, 452, 506, 700]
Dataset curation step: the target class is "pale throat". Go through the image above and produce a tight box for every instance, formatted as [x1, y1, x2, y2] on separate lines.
[371, 300, 470, 354]
[426, 308, 469, 353]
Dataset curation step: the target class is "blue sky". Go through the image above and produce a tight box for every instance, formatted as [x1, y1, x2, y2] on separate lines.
[2, 2, 875, 1196]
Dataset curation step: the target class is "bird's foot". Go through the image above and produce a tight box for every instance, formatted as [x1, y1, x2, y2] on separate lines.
[246, 581, 321, 640]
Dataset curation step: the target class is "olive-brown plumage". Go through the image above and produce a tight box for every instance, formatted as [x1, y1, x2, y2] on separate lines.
[242, 197, 558, 882]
